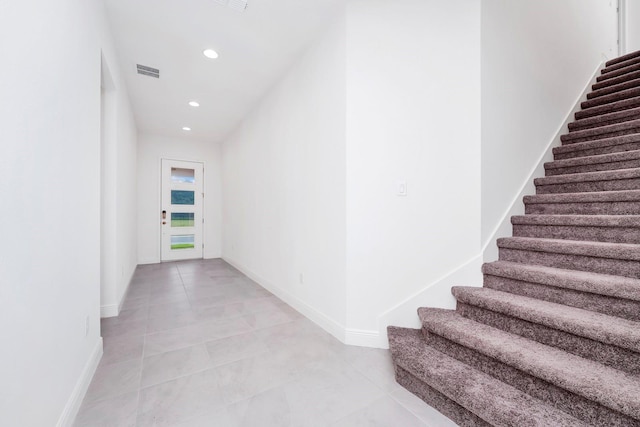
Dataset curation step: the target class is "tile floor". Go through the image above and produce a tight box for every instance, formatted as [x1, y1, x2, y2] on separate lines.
[74, 259, 457, 427]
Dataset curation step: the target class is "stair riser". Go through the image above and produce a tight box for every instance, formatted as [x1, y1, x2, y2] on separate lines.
[596, 62, 640, 83]
[456, 302, 640, 375]
[593, 70, 640, 91]
[524, 201, 640, 215]
[581, 88, 640, 110]
[588, 79, 640, 100]
[576, 97, 640, 120]
[394, 366, 491, 427]
[498, 248, 640, 279]
[553, 142, 640, 160]
[561, 127, 640, 145]
[484, 274, 640, 322]
[535, 177, 640, 194]
[545, 158, 640, 175]
[422, 331, 636, 426]
[569, 110, 640, 132]
[512, 223, 640, 244]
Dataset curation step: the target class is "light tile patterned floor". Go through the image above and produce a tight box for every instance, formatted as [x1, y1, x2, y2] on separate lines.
[74, 259, 457, 427]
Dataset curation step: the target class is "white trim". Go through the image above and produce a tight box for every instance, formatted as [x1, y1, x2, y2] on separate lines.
[376, 254, 484, 349]
[101, 265, 136, 318]
[223, 256, 347, 343]
[56, 338, 103, 427]
[481, 61, 604, 262]
[345, 328, 381, 348]
[100, 304, 118, 318]
[619, 0, 627, 55]
[378, 254, 482, 319]
[118, 268, 136, 311]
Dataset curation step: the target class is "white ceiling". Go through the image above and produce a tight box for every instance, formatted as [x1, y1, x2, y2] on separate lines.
[104, 0, 345, 142]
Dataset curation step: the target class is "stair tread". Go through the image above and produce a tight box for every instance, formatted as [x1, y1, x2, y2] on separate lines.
[553, 133, 640, 155]
[588, 77, 640, 100]
[575, 95, 640, 119]
[451, 286, 640, 352]
[483, 260, 640, 302]
[417, 309, 640, 419]
[606, 50, 640, 67]
[561, 118, 640, 142]
[496, 236, 640, 260]
[524, 189, 640, 204]
[593, 70, 640, 91]
[603, 55, 640, 74]
[569, 106, 640, 130]
[387, 326, 590, 427]
[596, 62, 640, 83]
[545, 149, 640, 169]
[534, 167, 640, 185]
[581, 87, 640, 109]
[511, 214, 640, 227]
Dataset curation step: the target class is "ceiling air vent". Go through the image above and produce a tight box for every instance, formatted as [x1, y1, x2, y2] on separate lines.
[136, 64, 159, 78]
[213, 0, 248, 12]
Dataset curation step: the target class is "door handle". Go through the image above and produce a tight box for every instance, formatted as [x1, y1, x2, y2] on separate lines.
[162, 210, 166, 225]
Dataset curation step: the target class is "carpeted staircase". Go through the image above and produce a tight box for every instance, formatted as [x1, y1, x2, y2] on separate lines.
[388, 50, 640, 426]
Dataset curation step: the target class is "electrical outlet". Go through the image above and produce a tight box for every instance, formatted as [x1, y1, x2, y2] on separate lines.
[85, 315, 90, 337]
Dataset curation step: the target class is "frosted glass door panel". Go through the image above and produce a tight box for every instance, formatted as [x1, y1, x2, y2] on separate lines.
[171, 167, 195, 183]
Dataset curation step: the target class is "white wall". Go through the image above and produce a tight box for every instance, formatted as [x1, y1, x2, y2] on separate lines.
[100, 7, 139, 318]
[138, 133, 222, 264]
[481, 0, 618, 252]
[624, 0, 640, 53]
[0, 0, 126, 425]
[222, 13, 348, 335]
[345, 0, 482, 341]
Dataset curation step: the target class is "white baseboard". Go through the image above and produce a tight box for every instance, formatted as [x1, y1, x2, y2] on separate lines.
[223, 255, 483, 349]
[101, 267, 136, 319]
[345, 328, 383, 348]
[56, 338, 103, 427]
[223, 256, 347, 343]
[376, 254, 484, 348]
[100, 304, 118, 318]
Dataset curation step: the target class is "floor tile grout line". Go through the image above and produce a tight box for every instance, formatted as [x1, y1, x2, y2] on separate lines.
[138, 361, 217, 392]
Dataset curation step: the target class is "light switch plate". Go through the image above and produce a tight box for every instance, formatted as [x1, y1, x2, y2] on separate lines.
[397, 180, 407, 196]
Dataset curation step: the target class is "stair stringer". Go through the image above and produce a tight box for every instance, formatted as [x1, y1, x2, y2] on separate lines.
[377, 64, 603, 350]
[376, 255, 483, 348]
[482, 62, 603, 263]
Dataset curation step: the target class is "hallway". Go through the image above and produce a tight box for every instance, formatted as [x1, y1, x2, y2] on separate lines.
[74, 259, 454, 426]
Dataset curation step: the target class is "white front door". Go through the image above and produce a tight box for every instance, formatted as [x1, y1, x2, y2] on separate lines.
[161, 159, 204, 261]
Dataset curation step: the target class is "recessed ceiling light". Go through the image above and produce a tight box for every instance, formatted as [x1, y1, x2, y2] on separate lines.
[182, 127, 191, 131]
[203, 49, 219, 59]
[188, 101, 200, 107]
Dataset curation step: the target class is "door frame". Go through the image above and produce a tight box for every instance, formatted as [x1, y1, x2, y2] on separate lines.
[159, 158, 205, 262]
[619, 0, 626, 56]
